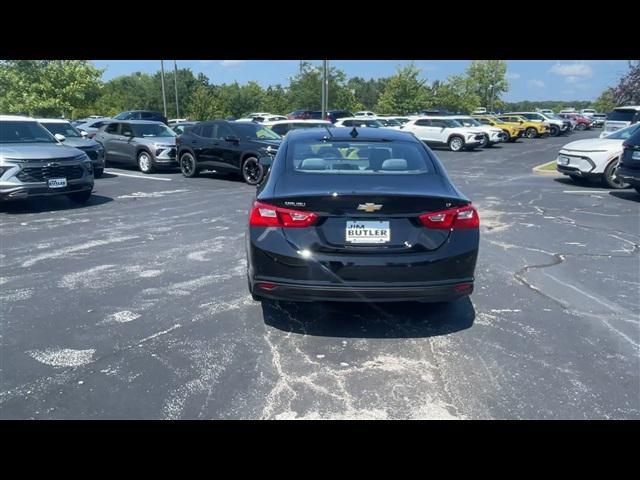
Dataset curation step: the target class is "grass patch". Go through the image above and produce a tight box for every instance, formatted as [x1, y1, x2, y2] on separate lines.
[536, 160, 557, 171]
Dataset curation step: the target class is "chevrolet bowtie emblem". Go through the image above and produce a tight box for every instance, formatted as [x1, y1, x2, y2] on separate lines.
[357, 203, 382, 212]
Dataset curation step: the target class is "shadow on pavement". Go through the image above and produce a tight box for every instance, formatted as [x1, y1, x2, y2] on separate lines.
[0, 194, 113, 214]
[262, 297, 475, 338]
[609, 190, 640, 202]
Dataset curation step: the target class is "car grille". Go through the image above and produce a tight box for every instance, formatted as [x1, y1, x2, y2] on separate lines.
[16, 165, 85, 182]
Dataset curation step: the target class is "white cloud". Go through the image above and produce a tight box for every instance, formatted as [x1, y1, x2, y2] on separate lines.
[549, 63, 593, 79]
[528, 79, 545, 88]
[220, 60, 246, 67]
[506, 72, 521, 80]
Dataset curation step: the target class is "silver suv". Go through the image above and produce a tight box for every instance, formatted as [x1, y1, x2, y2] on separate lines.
[94, 120, 177, 173]
[0, 115, 94, 203]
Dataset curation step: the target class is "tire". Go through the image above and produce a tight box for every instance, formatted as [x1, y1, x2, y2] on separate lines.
[478, 135, 488, 148]
[525, 127, 537, 139]
[67, 189, 92, 204]
[137, 151, 155, 174]
[576, 123, 587, 131]
[634, 186, 640, 194]
[241, 156, 264, 185]
[549, 125, 559, 137]
[448, 136, 464, 152]
[602, 158, 629, 189]
[179, 151, 199, 178]
[94, 168, 104, 178]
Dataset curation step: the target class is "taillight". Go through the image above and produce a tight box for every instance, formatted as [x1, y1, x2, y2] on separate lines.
[249, 201, 318, 228]
[419, 205, 479, 230]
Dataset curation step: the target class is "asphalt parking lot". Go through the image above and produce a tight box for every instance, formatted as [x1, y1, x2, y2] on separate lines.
[1, 129, 638, 419]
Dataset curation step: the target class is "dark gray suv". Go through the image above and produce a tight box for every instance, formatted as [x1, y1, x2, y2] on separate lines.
[94, 120, 177, 174]
[0, 115, 94, 203]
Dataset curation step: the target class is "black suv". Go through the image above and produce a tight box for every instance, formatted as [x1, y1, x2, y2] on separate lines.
[176, 120, 281, 184]
[617, 128, 640, 195]
[113, 110, 168, 124]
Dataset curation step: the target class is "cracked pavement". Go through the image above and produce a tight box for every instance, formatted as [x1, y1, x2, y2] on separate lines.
[1, 129, 638, 419]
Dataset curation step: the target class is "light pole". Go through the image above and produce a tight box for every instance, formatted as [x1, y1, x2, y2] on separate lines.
[160, 60, 167, 118]
[173, 60, 179, 119]
[321, 60, 329, 119]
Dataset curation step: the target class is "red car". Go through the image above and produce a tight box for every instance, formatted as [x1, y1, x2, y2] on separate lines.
[559, 113, 593, 131]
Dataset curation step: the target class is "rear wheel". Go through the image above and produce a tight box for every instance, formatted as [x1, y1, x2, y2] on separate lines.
[94, 168, 104, 178]
[137, 151, 155, 174]
[576, 123, 587, 131]
[603, 159, 629, 189]
[179, 152, 199, 178]
[549, 125, 560, 137]
[68, 189, 92, 204]
[448, 136, 464, 152]
[478, 135, 488, 148]
[525, 127, 537, 139]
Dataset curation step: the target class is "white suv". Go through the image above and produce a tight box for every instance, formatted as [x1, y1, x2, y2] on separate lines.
[402, 117, 486, 151]
[354, 111, 376, 117]
[447, 115, 505, 147]
[556, 123, 640, 189]
[600, 106, 640, 138]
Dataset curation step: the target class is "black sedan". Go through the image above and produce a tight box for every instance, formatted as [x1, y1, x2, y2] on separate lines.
[246, 127, 480, 303]
[176, 120, 281, 184]
[617, 127, 640, 195]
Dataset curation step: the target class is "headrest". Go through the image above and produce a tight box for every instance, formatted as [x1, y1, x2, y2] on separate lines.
[299, 158, 327, 170]
[381, 158, 408, 171]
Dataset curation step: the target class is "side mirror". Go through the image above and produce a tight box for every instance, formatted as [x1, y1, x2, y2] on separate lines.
[54, 133, 66, 142]
[225, 135, 240, 143]
[80, 130, 88, 138]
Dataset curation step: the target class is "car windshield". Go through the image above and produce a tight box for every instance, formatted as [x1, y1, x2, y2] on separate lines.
[605, 123, 640, 140]
[455, 118, 481, 127]
[233, 123, 282, 140]
[131, 123, 176, 137]
[113, 112, 132, 120]
[382, 118, 401, 126]
[41, 122, 82, 138]
[0, 120, 57, 144]
[489, 117, 505, 124]
[287, 140, 432, 175]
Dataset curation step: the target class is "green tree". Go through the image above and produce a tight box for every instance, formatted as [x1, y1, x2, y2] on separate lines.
[376, 63, 431, 114]
[0, 60, 103, 118]
[347, 77, 388, 111]
[94, 72, 158, 116]
[287, 62, 358, 112]
[592, 89, 617, 114]
[262, 85, 291, 115]
[186, 84, 227, 120]
[431, 75, 480, 113]
[466, 60, 509, 111]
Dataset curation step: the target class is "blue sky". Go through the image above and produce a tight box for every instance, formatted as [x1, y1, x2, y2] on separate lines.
[91, 60, 630, 102]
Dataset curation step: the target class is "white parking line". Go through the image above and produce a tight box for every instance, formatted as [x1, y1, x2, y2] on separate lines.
[562, 190, 615, 194]
[105, 170, 172, 181]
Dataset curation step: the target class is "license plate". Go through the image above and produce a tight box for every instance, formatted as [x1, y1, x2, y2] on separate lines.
[558, 156, 570, 165]
[346, 220, 390, 244]
[48, 178, 67, 188]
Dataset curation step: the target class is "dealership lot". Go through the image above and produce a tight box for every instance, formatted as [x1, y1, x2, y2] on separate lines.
[0, 130, 638, 419]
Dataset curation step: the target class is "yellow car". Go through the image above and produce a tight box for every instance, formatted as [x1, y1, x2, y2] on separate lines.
[495, 114, 550, 139]
[472, 115, 525, 142]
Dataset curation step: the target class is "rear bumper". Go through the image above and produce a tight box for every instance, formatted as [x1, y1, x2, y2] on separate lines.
[252, 278, 474, 303]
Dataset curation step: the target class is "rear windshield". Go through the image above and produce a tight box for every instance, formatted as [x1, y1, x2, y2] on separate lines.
[608, 109, 638, 122]
[0, 121, 57, 144]
[287, 140, 433, 175]
[233, 123, 282, 140]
